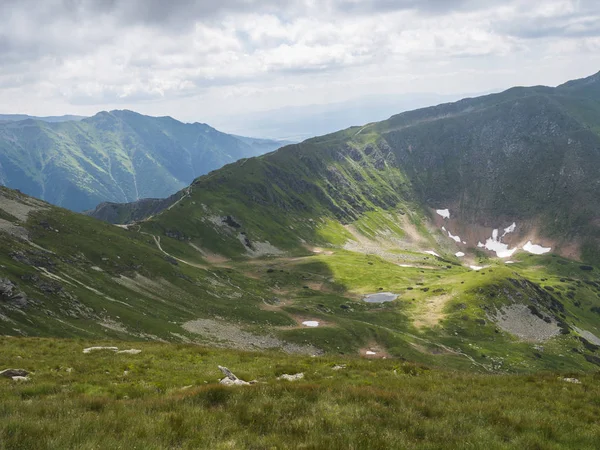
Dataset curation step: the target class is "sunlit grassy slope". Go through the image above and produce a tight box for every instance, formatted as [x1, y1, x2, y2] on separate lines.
[3, 184, 600, 374]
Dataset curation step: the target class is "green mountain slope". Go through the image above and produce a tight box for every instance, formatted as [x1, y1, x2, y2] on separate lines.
[132, 71, 600, 265]
[0, 110, 285, 211]
[4, 72, 600, 375]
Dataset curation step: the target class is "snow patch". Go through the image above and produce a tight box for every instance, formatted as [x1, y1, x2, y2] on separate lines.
[447, 231, 461, 243]
[455, 252, 465, 258]
[436, 209, 450, 219]
[523, 241, 551, 255]
[302, 321, 319, 328]
[470, 265, 484, 271]
[502, 222, 516, 236]
[366, 351, 377, 355]
[424, 250, 440, 257]
[482, 229, 517, 258]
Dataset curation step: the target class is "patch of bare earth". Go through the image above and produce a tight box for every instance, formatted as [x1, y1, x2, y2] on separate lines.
[412, 294, 452, 329]
[0, 191, 47, 221]
[0, 190, 48, 240]
[189, 243, 230, 265]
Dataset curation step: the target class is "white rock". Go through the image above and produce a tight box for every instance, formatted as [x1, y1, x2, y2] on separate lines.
[220, 377, 250, 386]
[12, 376, 29, 382]
[117, 349, 142, 355]
[455, 252, 465, 258]
[83, 346, 118, 354]
[277, 373, 304, 381]
[366, 351, 377, 355]
[218, 365, 253, 386]
[302, 321, 319, 327]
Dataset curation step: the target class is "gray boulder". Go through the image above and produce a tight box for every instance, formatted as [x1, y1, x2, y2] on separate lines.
[0, 369, 29, 378]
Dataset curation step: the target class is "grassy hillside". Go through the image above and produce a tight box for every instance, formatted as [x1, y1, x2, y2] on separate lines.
[0, 111, 284, 211]
[4, 184, 600, 374]
[136, 71, 600, 266]
[0, 338, 599, 449]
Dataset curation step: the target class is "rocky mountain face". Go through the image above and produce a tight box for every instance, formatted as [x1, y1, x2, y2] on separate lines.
[0, 110, 285, 211]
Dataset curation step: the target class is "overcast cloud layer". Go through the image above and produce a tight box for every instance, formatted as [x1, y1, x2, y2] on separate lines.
[1, 0, 600, 126]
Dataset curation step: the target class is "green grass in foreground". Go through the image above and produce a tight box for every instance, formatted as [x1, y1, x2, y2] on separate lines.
[1, 338, 599, 449]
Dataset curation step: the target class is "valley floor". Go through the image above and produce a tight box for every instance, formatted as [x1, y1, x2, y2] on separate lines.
[0, 338, 599, 449]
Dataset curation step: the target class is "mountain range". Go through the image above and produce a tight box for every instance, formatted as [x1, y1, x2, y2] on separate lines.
[94, 70, 600, 265]
[2, 71, 600, 377]
[0, 110, 288, 211]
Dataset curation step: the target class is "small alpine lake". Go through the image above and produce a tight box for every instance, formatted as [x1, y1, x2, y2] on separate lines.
[363, 292, 398, 303]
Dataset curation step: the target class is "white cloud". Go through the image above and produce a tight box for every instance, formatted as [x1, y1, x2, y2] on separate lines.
[0, 0, 599, 123]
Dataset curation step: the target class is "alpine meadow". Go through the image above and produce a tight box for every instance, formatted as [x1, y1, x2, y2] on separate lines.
[2, 1, 600, 448]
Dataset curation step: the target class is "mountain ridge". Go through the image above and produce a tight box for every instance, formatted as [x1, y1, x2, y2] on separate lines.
[98, 70, 600, 266]
[0, 110, 286, 211]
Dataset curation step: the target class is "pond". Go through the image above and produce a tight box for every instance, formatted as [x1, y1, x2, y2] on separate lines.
[363, 292, 398, 303]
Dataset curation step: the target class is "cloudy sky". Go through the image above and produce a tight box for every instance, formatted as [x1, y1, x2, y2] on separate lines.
[2, 0, 600, 125]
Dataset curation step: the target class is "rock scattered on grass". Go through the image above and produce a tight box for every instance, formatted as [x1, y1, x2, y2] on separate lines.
[562, 378, 581, 384]
[82, 347, 142, 354]
[12, 376, 29, 382]
[83, 347, 118, 354]
[0, 369, 29, 378]
[218, 365, 256, 386]
[332, 365, 346, 371]
[277, 373, 304, 381]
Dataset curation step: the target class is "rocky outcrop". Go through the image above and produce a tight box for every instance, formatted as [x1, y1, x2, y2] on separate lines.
[277, 373, 304, 381]
[0, 369, 29, 378]
[218, 366, 256, 386]
[0, 278, 27, 308]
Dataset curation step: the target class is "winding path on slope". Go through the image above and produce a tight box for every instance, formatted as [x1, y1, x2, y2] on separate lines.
[144, 233, 208, 270]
